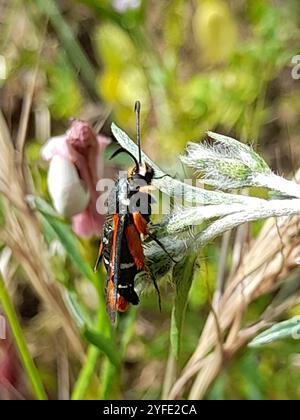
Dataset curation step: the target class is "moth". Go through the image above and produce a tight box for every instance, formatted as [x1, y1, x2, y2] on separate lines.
[95, 101, 173, 322]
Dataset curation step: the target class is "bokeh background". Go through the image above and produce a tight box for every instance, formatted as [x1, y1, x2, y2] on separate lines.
[1, 0, 300, 400]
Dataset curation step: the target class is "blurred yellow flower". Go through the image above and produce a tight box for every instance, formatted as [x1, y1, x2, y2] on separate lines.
[94, 23, 135, 71]
[94, 23, 150, 125]
[117, 66, 149, 109]
[97, 70, 120, 102]
[193, 0, 238, 64]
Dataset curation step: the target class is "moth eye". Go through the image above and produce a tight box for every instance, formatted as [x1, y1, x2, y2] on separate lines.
[128, 165, 137, 177]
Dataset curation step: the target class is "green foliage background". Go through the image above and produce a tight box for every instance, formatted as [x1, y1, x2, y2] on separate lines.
[1, 0, 300, 400]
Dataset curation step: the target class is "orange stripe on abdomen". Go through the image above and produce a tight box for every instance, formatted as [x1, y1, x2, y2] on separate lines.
[132, 212, 148, 236]
[125, 224, 145, 270]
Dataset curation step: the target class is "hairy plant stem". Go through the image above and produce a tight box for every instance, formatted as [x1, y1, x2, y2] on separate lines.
[255, 173, 300, 199]
[196, 199, 300, 247]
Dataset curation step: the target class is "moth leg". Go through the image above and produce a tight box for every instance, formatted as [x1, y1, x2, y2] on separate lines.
[144, 264, 161, 312]
[148, 233, 178, 264]
[153, 173, 170, 180]
[94, 241, 103, 272]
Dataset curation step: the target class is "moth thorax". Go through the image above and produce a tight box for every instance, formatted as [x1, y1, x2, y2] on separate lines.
[129, 162, 154, 185]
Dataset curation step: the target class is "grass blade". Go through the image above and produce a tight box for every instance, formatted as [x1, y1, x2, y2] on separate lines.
[83, 328, 121, 367]
[0, 274, 47, 400]
[30, 196, 96, 283]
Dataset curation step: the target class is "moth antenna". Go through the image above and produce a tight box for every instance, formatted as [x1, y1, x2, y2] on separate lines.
[110, 147, 139, 169]
[134, 100, 142, 165]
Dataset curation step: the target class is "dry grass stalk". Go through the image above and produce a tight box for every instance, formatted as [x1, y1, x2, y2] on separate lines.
[0, 109, 85, 361]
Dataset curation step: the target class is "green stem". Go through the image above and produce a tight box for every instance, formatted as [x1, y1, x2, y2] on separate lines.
[100, 358, 117, 400]
[71, 345, 99, 400]
[71, 271, 110, 400]
[99, 307, 138, 399]
[0, 274, 47, 400]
